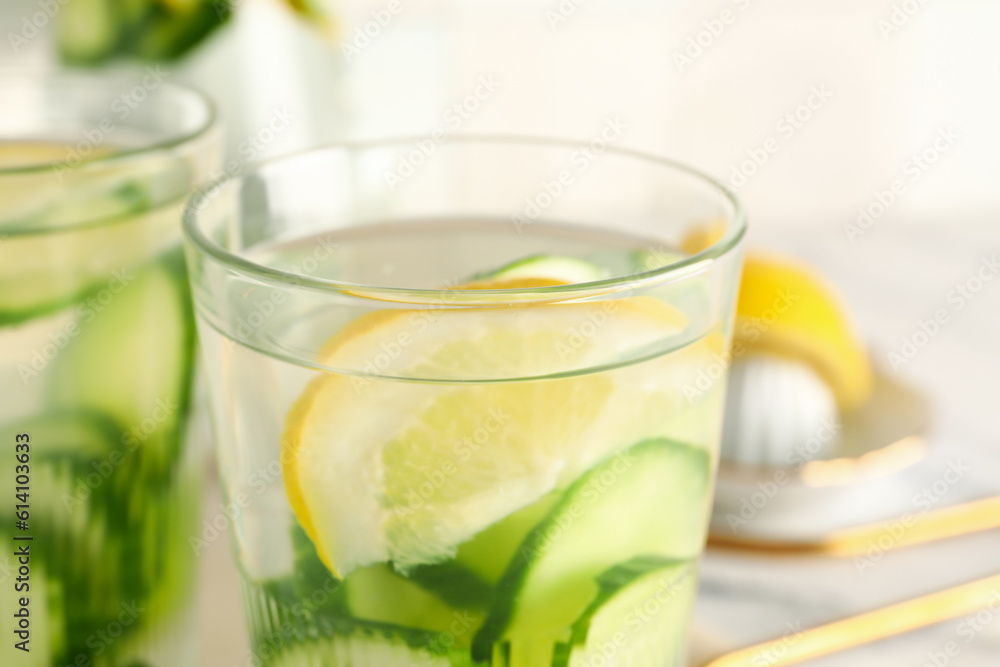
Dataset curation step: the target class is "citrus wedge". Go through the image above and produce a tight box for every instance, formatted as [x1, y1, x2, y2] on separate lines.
[735, 254, 873, 411]
[282, 278, 694, 578]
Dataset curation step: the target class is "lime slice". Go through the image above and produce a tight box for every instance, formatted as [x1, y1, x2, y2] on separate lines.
[282, 277, 692, 578]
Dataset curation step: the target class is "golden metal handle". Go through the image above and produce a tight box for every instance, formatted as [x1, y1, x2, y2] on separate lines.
[700, 573, 1000, 667]
[708, 496, 1000, 557]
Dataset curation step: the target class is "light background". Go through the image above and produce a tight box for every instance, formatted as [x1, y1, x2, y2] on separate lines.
[2, 1, 999, 664]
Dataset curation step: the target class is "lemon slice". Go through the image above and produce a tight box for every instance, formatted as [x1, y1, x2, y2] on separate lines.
[0, 142, 77, 168]
[680, 221, 873, 412]
[679, 218, 727, 256]
[282, 279, 692, 577]
[734, 254, 873, 411]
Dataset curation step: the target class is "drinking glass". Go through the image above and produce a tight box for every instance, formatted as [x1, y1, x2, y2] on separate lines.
[0, 71, 219, 666]
[184, 137, 745, 667]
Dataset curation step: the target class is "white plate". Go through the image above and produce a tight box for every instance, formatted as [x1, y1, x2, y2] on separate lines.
[710, 368, 930, 543]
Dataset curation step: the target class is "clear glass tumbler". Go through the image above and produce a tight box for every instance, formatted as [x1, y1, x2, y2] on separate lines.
[0, 72, 218, 666]
[184, 137, 745, 667]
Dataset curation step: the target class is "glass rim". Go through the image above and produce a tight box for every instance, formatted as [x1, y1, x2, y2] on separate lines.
[0, 68, 218, 177]
[183, 135, 747, 304]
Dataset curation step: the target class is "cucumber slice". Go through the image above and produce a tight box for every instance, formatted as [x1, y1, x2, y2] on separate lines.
[0, 411, 120, 534]
[556, 558, 697, 667]
[453, 491, 560, 586]
[629, 248, 687, 273]
[405, 491, 559, 610]
[49, 249, 195, 472]
[472, 254, 609, 284]
[0, 153, 155, 232]
[266, 530, 483, 665]
[404, 562, 493, 611]
[130, 1, 234, 61]
[57, 0, 232, 64]
[244, 572, 477, 667]
[0, 560, 55, 666]
[0, 411, 119, 465]
[343, 494, 560, 641]
[472, 439, 709, 659]
[345, 564, 484, 639]
[0, 193, 177, 327]
[0, 411, 201, 664]
[262, 623, 476, 667]
[44, 180, 153, 228]
[289, 522, 349, 618]
[56, 0, 120, 65]
[492, 639, 557, 667]
[0, 467, 200, 667]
